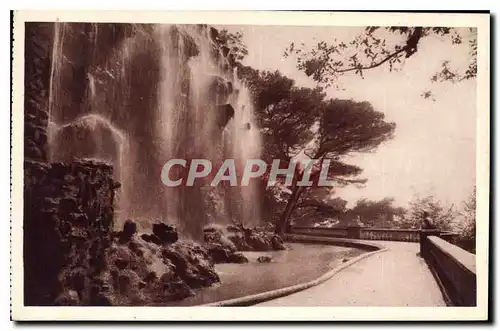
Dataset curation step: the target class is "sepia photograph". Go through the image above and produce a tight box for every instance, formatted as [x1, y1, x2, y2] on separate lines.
[10, 10, 490, 321]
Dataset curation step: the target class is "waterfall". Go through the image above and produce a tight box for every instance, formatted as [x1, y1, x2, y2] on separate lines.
[227, 69, 262, 226]
[46, 22, 262, 237]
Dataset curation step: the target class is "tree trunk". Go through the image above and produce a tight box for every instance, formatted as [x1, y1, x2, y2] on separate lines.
[274, 185, 303, 235]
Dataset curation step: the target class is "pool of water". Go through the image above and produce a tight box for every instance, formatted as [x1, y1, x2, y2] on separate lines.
[167, 243, 365, 306]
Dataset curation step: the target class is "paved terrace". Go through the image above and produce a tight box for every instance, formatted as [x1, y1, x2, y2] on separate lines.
[257, 241, 447, 307]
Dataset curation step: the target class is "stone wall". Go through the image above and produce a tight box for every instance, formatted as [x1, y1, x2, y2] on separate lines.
[24, 160, 119, 305]
[421, 235, 476, 306]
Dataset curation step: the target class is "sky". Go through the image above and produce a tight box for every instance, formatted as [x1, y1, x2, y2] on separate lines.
[220, 25, 477, 208]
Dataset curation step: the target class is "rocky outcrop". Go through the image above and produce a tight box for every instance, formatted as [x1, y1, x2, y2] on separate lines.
[152, 223, 179, 244]
[202, 223, 286, 264]
[56, 220, 219, 306]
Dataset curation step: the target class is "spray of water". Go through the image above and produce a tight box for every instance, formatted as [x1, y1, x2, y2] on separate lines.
[46, 23, 262, 237]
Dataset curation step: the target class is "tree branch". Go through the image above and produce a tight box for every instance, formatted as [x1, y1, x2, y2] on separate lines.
[335, 47, 408, 74]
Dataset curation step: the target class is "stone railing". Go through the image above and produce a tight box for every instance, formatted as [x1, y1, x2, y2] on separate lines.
[291, 226, 349, 238]
[360, 228, 420, 242]
[420, 231, 476, 306]
[291, 225, 420, 242]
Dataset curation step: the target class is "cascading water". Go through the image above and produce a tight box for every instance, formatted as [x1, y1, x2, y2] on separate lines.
[227, 69, 262, 226]
[46, 22, 262, 237]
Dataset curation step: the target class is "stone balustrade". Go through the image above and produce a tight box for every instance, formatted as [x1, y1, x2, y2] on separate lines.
[420, 233, 476, 306]
[291, 225, 420, 242]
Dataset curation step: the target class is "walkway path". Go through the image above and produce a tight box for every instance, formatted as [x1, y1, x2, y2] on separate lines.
[256, 241, 446, 307]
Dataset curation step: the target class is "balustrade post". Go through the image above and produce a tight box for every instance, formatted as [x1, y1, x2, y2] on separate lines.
[346, 225, 361, 239]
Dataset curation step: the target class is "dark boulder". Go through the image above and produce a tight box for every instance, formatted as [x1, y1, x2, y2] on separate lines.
[271, 235, 286, 250]
[182, 33, 199, 58]
[227, 252, 249, 264]
[140, 233, 162, 245]
[162, 279, 194, 301]
[152, 223, 178, 244]
[226, 223, 243, 232]
[247, 234, 273, 251]
[205, 243, 231, 264]
[209, 27, 219, 41]
[227, 233, 253, 251]
[122, 220, 137, 239]
[257, 256, 272, 263]
[163, 242, 220, 288]
[216, 104, 235, 130]
[221, 46, 230, 57]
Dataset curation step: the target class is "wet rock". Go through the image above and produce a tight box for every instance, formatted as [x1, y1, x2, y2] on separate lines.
[112, 246, 131, 270]
[271, 235, 286, 251]
[163, 279, 194, 301]
[205, 243, 231, 263]
[210, 76, 233, 100]
[203, 226, 218, 233]
[209, 27, 219, 41]
[226, 233, 253, 251]
[119, 219, 137, 243]
[226, 223, 243, 232]
[152, 223, 178, 244]
[227, 252, 249, 264]
[246, 234, 273, 251]
[228, 53, 236, 66]
[163, 242, 220, 288]
[257, 256, 272, 263]
[159, 271, 175, 284]
[221, 46, 230, 57]
[140, 234, 161, 245]
[181, 33, 199, 58]
[204, 222, 287, 255]
[216, 104, 235, 130]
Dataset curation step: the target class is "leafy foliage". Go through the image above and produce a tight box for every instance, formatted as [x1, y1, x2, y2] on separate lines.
[240, 68, 326, 161]
[403, 195, 457, 231]
[310, 99, 396, 159]
[344, 197, 407, 228]
[458, 186, 476, 241]
[213, 28, 249, 62]
[284, 26, 478, 96]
